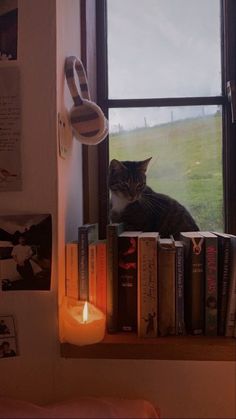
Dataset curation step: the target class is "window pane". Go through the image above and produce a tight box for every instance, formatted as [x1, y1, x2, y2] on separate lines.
[107, 0, 221, 99]
[109, 106, 223, 231]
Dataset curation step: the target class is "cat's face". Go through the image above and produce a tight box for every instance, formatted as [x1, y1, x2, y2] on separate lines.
[108, 158, 151, 203]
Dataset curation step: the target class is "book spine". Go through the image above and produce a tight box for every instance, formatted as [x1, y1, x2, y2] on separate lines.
[106, 224, 123, 333]
[183, 237, 204, 335]
[88, 242, 97, 305]
[118, 236, 138, 332]
[78, 228, 89, 301]
[175, 244, 185, 335]
[218, 237, 231, 335]
[138, 237, 158, 338]
[65, 243, 79, 299]
[158, 246, 176, 336]
[78, 224, 98, 301]
[225, 237, 236, 337]
[205, 237, 218, 336]
[96, 242, 107, 315]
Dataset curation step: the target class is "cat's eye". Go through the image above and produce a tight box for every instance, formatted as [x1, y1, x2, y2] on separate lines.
[120, 182, 129, 190]
[136, 183, 144, 190]
[110, 184, 118, 191]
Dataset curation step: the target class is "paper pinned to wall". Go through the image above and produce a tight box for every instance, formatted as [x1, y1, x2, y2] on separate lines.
[0, 66, 22, 191]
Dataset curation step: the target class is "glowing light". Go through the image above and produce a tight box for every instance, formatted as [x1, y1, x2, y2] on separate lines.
[82, 301, 88, 323]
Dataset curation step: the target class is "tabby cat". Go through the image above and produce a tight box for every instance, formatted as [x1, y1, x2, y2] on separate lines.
[108, 157, 199, 239]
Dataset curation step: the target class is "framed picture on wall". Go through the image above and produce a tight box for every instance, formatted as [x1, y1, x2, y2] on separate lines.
[0, 214, 52, 291]
[0, 0, 18, 61]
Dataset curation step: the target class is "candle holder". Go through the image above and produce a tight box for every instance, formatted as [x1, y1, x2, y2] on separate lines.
[60, 297, 106, 346]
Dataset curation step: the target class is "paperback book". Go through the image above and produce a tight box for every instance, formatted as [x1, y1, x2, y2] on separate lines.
[180, 232, 205, 335]
[200, 232, 218, 336]
[106, 223, 124, 333]
[78, 223, 98, 301]
[175, 240, 185, 335]
[158, 238, 176, 336]
[138, 232, 159, 338]
[225, 235, 236, 337]
[118, 231, 141, 332]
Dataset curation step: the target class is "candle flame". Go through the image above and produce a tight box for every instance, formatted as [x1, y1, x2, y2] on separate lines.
[83, 301, 88, 323]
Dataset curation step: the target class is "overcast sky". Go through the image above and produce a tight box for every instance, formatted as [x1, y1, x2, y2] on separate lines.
[107, 0, 221, 131]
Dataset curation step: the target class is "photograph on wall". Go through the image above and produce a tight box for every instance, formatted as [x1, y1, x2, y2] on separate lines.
[0, 314, 16, 337]
[0, 337, 18, 358]
[0, 0, 18, 61]
[0, 214, 52, 291]
[0, 314, 18, 358]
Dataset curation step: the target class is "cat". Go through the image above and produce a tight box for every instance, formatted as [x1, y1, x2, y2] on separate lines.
[108, 157, 199, 239]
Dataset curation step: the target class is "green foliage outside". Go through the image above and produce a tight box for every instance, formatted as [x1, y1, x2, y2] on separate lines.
[109, 113, 223, 231]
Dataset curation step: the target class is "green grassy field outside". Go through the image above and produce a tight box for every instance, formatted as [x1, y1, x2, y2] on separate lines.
[109, 113, 223, 231]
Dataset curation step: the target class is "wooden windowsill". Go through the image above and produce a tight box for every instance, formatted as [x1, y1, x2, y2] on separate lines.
[60, 334, 236, 361]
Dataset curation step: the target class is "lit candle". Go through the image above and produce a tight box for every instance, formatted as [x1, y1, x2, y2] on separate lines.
[83, 301, 88, 323]
[60, 297, 106, 346]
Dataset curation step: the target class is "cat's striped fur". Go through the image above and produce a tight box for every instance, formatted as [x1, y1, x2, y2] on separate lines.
[108, 158, 199, 239]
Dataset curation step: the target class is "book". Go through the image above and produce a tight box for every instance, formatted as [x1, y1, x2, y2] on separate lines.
[78, 223, 98, 301]
[158, 238, 176, 336]
[213, 232, 231, 335]
[96, 240, 107, 315]
[118, 231, 141, 332]
[225, 235, 236, 337]
[180, 232, 205, 335]
[65, 241, 79, 300]
[200, 232, 218, 336]
[138, 232, 159, 338]
[88, 242, 97, 305]
[175, 240, 185, 335]
[106, 223, 124, 333]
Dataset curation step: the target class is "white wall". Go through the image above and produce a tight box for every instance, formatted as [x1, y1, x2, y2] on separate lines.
[0, 1, 235, 418]
[0, 0, 59, 404]
[56, 0, 83, 308]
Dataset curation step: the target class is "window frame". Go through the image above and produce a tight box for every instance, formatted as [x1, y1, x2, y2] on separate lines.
[82, 0, 236, 238]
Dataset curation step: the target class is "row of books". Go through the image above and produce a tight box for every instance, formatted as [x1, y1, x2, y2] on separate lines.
[65, 223, 236, 338]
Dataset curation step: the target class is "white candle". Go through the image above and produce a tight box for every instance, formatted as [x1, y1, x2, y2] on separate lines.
[61, 297, 106, 346]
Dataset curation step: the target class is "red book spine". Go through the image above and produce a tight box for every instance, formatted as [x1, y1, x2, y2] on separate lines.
[203, 234, 218, 336]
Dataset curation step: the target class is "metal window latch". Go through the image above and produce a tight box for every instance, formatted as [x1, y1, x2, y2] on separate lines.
[227, 80, 236, 123]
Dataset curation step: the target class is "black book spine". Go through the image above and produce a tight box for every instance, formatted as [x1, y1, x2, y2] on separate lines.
[182, 235, 205, 335]
[175, 243, 185, 335]
[118, 236, 138, 332]
[106, 223, 124, 333]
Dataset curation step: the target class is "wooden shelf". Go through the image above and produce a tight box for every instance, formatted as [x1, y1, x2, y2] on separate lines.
[61, 334, 236, 361]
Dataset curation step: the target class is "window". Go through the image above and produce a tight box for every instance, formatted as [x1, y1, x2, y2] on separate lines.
[82, 0, 236, 239]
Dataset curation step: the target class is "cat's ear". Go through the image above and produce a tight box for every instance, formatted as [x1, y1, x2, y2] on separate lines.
[139, 157, 152, 173]
[109, 159, 126, 173]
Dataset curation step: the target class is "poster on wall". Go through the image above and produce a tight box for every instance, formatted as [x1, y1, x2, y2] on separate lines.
[0, 66, 21, 191]
[0, 214, 52, 291]
[0, 315, 18, 358]
[0, 0, 18, 60]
